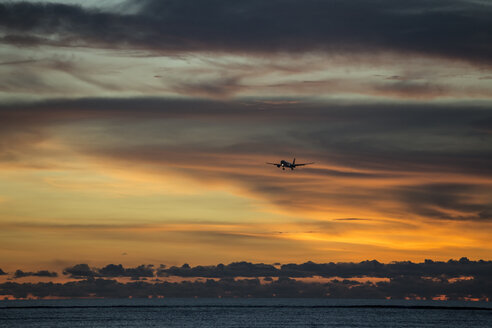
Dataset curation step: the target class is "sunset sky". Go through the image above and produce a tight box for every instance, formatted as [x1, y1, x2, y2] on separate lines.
[0, 0, 491, 274]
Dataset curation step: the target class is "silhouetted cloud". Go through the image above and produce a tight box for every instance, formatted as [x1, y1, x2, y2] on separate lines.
[281, 258, 492, 279]
[63, 264, 98, 279]
[0, 268, 6, 276]
[0, 1, 491, 63]
[155, 258, 492, 279]
[13, 270, 58, 279]
[64, 264, 155, 279]
[59, 259, 492, 282]
[98, 264, 127, 277]
[157, 262, 278, 278]
[1, 259, 490, 299]
[99, 264, 154, 278]
[1, 271, 491, 300]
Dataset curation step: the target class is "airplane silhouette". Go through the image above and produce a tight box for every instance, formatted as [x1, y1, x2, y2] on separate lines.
[266, 158, 314, 170]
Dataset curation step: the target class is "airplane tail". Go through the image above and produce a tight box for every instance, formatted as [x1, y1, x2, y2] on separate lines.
[293, 157, 296, 166]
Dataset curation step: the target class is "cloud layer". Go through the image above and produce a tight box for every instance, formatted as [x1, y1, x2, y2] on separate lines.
[1, 97, 490, 223]
[1, 259, 491, 300]
[158, 258, 492, 279]
[1, 0, 492, 64]
[11, 258, 489, 280]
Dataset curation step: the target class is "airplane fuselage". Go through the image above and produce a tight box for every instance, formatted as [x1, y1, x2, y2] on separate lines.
[279, 160, 294, 170]
[267, 158, 313, 170]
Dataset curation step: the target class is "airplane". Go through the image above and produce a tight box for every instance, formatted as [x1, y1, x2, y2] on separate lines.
[266, 158, 314, 170]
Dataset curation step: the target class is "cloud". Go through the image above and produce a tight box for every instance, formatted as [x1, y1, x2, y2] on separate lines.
[281, 258, 492, 279]
[1, 47, 489, 102]
[0, 1, 491, 63]
[2, 96, 490, 130]
[0, 268, 6, 275]
[64, 263, 155, 278]
[334, 218, 372, 221]
[397, 184, 492, 221]
[13, 270, 58, 279]
[153, 258, 492, 280]
[157, 262, 278, 278]
[2, 258, 492, 300]
[62, 264, 98, 278]
[1, 97, 490, 223]
[99, 264, 154, 278]
[168, 76, 245, 99]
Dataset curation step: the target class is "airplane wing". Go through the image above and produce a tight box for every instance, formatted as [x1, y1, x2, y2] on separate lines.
[266, 162, 281, 165]
[294, 162, 314, 166]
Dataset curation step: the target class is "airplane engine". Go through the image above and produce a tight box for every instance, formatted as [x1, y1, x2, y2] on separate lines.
[277, 164, 281, 168]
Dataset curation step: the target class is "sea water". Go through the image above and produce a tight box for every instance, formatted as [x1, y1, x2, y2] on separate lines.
[1, 298, 491, 327]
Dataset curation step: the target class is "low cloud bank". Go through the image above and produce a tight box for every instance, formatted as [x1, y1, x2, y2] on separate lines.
[1, 276, 490, 300]
[60, 258, 492, 279]
[158, 258, 491, 279]
[1, 259, 490, 300]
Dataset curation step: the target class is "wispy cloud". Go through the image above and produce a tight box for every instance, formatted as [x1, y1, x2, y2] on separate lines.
[1, 1, 491, 64]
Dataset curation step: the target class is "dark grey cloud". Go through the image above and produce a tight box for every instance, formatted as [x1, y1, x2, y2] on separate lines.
[0, 268, 6, 276]
[0, 1, 491, 63]
[63, 264, 98, 279]
[0, 98, 250, 126]
[57, 258, 492, 281]
[334, 218, 372, 221]
[280, 258, 492, 279]
[2, 259, 492, 300]
[155, 258, 492, 280]
[99, 264, 154, 278]
[0, 59, 38, 66]
[397, 184, 492, 221]
[2, 96, 490, 128]
[63, 264, 155, 279]
[157, 262, 278, 278]
[3, 97, 490, 160]
[169, 76, 244, 99]
[298, 105, 492, 177]
[13, 270, 58, 279]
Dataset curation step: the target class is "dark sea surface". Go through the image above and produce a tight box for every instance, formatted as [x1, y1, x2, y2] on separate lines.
[1, 298, 491, 327]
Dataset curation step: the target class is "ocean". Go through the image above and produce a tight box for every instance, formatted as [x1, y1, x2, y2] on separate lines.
[1, 298, 491, 327]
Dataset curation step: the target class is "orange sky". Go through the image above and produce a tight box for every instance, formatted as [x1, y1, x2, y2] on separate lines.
[1, 118, 491, 273]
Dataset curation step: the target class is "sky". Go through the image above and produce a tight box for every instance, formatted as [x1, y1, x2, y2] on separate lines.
[0, 0, 491, 276]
